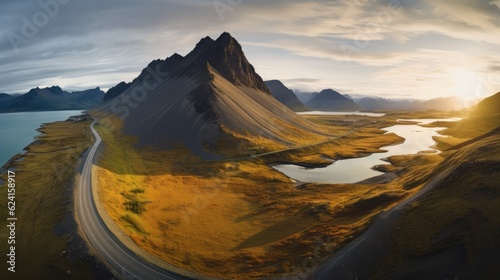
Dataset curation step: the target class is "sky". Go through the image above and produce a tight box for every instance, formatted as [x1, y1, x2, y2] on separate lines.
[1, 0, 500, 101]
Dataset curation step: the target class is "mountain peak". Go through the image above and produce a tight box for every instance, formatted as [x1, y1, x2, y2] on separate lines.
[215, 32, 235, 44]
[170, 53, 183, 59]
[102, 32, 272, 104]
[99, 33, 328, 158]
[319, 89, 343, 96]
[194, 36, 215, 50]
[265, 80, 308, 112]
[28, 86, 64, 95]
[307, 88, 361, 111]
[266, 79, 284, 86]
[48, 86, 64, 94]
[199, 32, 270, 93]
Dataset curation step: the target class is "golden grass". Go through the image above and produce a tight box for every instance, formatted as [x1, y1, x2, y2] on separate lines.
[91, 112, 449, 279]
[0, 121, 95, 279]
[441, 114, 500, 139]
[432, 135, 467, 150]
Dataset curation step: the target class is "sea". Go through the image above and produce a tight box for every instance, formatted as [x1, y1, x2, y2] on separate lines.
[0, 110, 83, 166]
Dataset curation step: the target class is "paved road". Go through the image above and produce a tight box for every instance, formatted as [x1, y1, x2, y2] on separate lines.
[76, 120, 192, 280]
[311, 165, 456, 280]
[76, 119, 440, 280]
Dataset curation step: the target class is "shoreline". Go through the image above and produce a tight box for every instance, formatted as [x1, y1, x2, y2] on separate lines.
[0, 118, 112, 279]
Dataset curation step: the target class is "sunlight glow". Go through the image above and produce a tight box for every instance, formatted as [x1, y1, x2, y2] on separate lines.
[449, 68, 480, 99]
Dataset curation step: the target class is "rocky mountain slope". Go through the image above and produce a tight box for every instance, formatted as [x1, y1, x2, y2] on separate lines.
[99, 32, 329, 158]
[265, 80, 308, 111]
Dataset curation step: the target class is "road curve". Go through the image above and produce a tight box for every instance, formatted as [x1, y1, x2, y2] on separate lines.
[75, 120, 192, 280]
[311, 165, 456, 280]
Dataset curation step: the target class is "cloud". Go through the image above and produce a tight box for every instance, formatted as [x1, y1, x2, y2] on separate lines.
[0, 0, 499, 99]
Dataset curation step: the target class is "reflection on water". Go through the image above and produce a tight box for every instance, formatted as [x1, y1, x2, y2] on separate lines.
[272, 118, 460, 184]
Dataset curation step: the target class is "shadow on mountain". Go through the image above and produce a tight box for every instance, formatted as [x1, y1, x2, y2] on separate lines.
[89, 32, 331, 176]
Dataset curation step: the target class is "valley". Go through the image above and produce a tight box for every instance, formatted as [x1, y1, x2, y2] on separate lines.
[90, 109, 465, 279]
[0, 24, 498, 280]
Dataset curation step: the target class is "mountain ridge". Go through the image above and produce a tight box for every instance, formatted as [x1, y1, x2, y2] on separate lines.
[265, 80, 308, 112]
[98, 32, 328, 158]
[0, 86, 105, 112]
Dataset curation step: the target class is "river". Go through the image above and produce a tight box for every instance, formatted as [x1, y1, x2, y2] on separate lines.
[272, 118, 461, 184]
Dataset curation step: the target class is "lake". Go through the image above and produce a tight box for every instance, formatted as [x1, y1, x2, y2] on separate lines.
[0, 111, 83, 166]
[272, 118, 460, 184]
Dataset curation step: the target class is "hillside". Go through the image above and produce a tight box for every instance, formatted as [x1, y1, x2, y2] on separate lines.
[0, 93, 15, 109]
[418, 96, 468, 111]
[382, 130, 500, 279]
[472, 92, 500, 116]
[307, 89, 361, 111]
[438, 92, 500, 139]
[1, 86, 104, 112]
[99, 32, 329, 158]
[102, 82, 131, 102]
[312, 94, 500, 279]
[265, 80, 308, 111]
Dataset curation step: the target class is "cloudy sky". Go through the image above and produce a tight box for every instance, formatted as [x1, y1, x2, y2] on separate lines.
[1, 0, 499, 100]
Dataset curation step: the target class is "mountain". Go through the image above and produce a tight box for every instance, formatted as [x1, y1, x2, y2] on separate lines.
[437, 92, 500, 140]
[307, 89, 361, 111]
[472, 92, 500, 116]
[294, 90, 316, 104]
[354, 96, 476, 111]
[264, 80, 308, 111]
[0, 93, 15, 109]
[418, 96, 470, 111]
[354, 97, 418, 111]
[99, 32, 328, 158]
[102, 82, 131, 102]
[69, 88, 106, 108]
[1, 86, 105, 112]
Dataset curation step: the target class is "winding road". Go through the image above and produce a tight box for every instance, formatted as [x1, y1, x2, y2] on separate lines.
[76, 119, 456, 280]
[75, 120, 191, 280]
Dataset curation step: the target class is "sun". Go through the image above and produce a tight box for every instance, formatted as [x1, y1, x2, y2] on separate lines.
[449, 68, 479, 99]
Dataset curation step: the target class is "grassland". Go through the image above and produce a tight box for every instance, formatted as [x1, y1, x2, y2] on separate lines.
[372, 132, 500, 279]
[0, 120, 111, 279]
[91, 111, 463, 279]
[356, 97, 500, 279]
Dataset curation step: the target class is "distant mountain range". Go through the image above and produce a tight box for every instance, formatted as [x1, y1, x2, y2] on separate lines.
[0, 86, 104, 112]
[307, 89, 361, 111]
[353, 96, 473, 111]
[98, 32, 327, 158]
[0, 51, 480, 115]
[292, 89, 476, 111]
[0, 80, 478, 115]
[0, 93, 15, 108]
[264, 80, 308, 111]
[294, 90, 315, 104]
